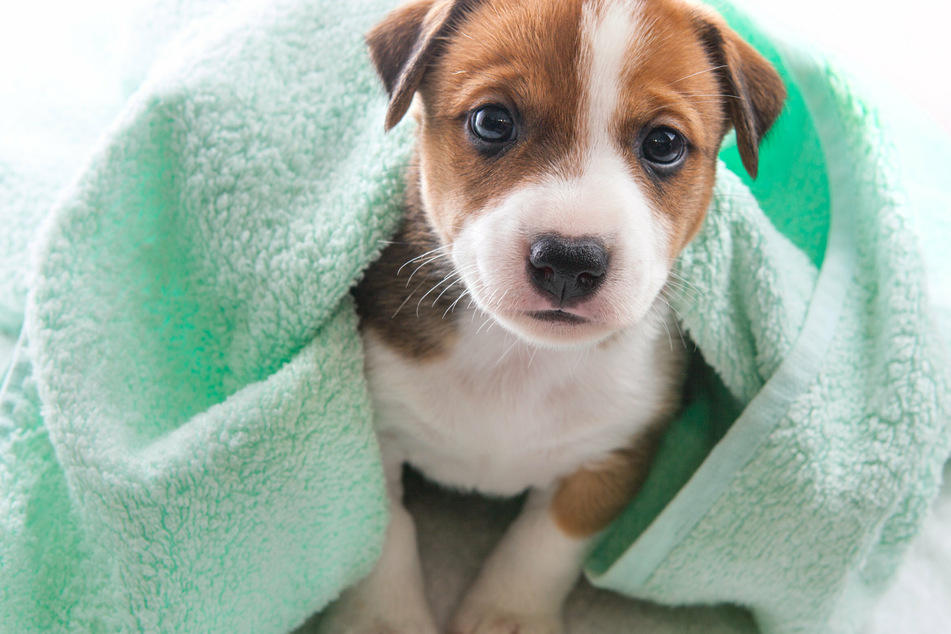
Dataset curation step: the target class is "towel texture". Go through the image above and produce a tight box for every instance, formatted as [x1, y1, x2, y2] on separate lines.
[2, 0, 412, 632]
[1, 1, 948, 634]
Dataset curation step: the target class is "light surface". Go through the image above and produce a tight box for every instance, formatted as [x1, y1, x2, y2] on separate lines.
[744, 0, 950, 135]
[2, 0, 948, 132]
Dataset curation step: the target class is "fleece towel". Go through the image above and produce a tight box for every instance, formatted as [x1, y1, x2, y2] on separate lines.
[1, 0, 413, 632]
[1, 2, 949, 634]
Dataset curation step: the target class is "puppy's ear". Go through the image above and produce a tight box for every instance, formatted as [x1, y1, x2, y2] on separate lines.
[366, 0, 478, 130]
[694, 15, 786, 179]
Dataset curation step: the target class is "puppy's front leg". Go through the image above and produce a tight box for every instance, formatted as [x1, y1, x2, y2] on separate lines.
[450, 443, 656, 634]
[448, 488, 589, 634]
[317, 457, 437, 634]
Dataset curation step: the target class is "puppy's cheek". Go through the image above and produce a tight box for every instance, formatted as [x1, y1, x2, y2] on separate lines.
[417, 171, 461, 247]
[618, 213, 674, 318]
[451, 205, 526, 312]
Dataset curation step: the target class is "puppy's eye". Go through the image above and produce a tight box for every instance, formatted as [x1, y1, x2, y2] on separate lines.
[469, 105, 516, 143]
[642, 127, 686, 165]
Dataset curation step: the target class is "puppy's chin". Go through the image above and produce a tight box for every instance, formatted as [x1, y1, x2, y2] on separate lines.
[491, 311, 619, 349]
[457, 259, 666, 349]
[468, 292, 648, 349]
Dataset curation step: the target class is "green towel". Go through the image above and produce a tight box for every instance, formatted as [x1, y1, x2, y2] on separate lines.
[1, 1, 948, 633]
[1, 0, 412, 632]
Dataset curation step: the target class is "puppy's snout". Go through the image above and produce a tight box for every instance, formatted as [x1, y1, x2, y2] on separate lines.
[528, 235, 608, 306]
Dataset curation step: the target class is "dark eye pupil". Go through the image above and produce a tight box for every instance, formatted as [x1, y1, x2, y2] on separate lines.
[643, 127, 685, 164]
[471, 105, 515, 142]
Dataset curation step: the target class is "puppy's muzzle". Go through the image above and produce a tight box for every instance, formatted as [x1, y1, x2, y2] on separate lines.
[528, 235, 608, 307]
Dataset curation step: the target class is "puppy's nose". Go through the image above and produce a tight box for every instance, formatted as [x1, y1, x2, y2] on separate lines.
[528, 235, 608, 305]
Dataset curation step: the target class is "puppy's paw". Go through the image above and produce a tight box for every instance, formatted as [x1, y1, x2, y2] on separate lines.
[448, 606, 563, 634]
[315, 590, 438, 634]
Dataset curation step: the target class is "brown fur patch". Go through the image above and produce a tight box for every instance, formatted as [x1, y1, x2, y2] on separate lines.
[352, 160, 463, 361]
[691, 12, 787, 179]
[366, 0, 487, 131]
[550, 423, 668, 538]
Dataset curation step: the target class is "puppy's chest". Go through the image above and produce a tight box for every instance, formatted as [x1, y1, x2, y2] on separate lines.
[361, 312, 679, 495]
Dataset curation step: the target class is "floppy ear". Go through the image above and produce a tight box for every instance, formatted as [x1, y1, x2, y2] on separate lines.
[694, 15, 786, 179]
[366, 0, 479, 131]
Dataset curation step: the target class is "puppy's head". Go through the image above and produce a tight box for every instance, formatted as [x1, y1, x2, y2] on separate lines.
[367, 0, 785, 347]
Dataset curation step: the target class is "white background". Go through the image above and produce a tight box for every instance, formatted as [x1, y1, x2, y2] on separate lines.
[0, 0, 949, 135]
[749, 0, 950, 135]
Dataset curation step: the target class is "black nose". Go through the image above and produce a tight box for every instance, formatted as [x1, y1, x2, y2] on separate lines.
[528, 235, 608, 306]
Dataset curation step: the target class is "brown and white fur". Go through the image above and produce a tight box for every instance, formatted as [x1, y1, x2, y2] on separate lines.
[321, 0, 785, 632]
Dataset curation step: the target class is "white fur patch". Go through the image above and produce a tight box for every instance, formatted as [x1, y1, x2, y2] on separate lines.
[579, 0, 648, 151]
[363, 306, 676, 497]
[450, 489, 592, 629]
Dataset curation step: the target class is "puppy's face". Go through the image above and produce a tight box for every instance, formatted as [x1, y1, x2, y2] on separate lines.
[368, 0, 785, 347]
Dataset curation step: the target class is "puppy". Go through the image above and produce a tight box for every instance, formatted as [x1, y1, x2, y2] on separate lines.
[324, 0, 785, 632]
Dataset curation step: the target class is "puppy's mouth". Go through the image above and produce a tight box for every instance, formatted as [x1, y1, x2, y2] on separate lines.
[462, 278, 633, 347]
[526, 310, 590, 325]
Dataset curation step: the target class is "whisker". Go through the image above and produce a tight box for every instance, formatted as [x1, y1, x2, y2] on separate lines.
[493, 289, 510, 312]
[433, 275, 468, 306]
[444, 289, 471, 319]
[669, 65, 728, 85]
[678, 91, 740, 100]
[416, 270, 462, 317]
[495, 335, 521, 367]
[397, 244, 452, 277]
[665, 279, 704, 304]
[670, 309, 689, 351]
[405, 253, 452, 287]
[476, 315, 494, 336]
[392, 282, 424, 319]
[527, 343, 538, 368]
[667, 269, 705, 297]
[475, 288, 500, 334]
[651, 304, 675, 352]
[659, 297, 690, 351]
[668, 279, 705, 301]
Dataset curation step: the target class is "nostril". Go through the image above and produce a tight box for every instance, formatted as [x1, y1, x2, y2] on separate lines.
[577, 272, 598, 286]
[528, 235, 608, 305]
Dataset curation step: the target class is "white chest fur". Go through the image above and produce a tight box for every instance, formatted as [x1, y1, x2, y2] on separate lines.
[362, 307, 681, 496]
